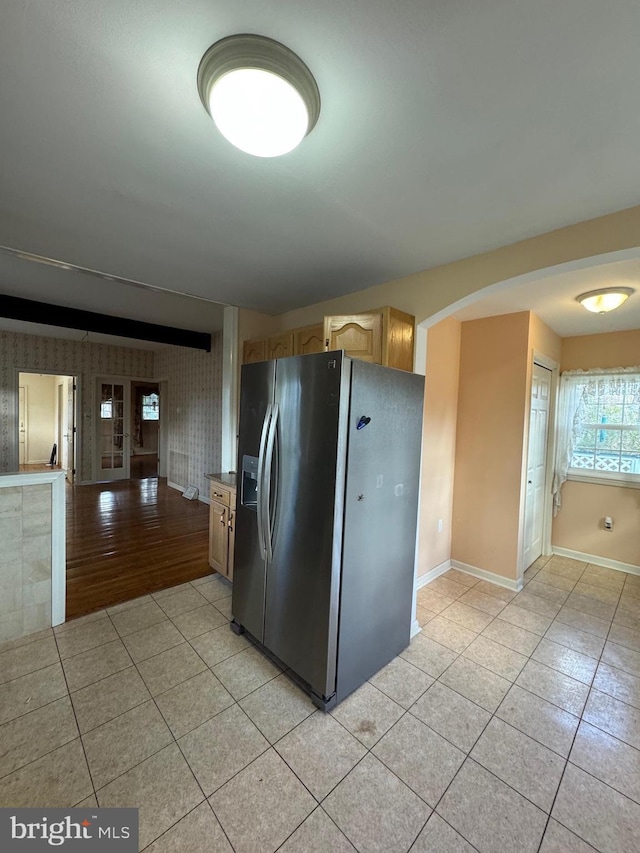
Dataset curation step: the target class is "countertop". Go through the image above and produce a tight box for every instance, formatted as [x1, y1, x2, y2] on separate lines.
[205, 472, 237, 489]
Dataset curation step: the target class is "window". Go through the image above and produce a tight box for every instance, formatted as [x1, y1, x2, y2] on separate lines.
[568, 372, 640, 484]
[142, 393, 159, 421]
[100, 399, 113, 419]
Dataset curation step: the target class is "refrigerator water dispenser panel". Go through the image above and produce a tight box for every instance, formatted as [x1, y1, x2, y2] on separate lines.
[241, 455, 259, 511]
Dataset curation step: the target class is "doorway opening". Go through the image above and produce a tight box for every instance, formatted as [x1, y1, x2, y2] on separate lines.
[18, 372, 76, 483]
[131, 381, 160, 479]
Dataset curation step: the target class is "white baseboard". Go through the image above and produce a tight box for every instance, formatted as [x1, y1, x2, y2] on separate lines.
[451, 559, 523, 592]
[552, 547, 640, 577]
[411, 560, 452, 638]
[416, 559, 452, 590]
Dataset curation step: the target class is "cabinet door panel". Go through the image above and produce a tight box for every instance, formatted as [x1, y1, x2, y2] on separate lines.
[227, 508, 235, 581]
[243, 339, 267, 364]
[293, 324, 325, 356]
[324, 313, 382, 363]
[209, 500, 229, 574]
[267, 333, 294, 360]
[385, 307, 415, 372]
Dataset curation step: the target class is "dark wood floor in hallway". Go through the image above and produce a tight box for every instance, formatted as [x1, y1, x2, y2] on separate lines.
[66, 477, 210, 619]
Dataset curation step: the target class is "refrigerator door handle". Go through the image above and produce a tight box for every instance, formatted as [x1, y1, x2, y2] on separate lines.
[257, 403, 273, 560]
[264, 402, 279, 564]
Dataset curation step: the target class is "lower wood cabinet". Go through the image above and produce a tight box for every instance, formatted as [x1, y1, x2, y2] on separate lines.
[208, 483, 235, 580]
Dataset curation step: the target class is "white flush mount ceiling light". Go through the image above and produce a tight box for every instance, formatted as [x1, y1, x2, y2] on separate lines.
[197, 34, 320, 157]
[576, 287, 635, 313]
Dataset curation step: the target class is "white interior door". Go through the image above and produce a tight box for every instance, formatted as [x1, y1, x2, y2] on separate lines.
[58, 383, 66, 468]
[523, 363, 551, 569]
[66, 378, 76, 484]
[96, 377, 131, 481]
[18, 386, 26, 465]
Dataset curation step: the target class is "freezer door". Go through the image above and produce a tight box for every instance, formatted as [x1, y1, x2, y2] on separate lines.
[264, 351, 349, 701]
[337, 360, 424, 702]
[232, 359, 276, 642]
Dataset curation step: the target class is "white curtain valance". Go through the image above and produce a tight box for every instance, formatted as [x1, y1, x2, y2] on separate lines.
[561, 366, 640, 377]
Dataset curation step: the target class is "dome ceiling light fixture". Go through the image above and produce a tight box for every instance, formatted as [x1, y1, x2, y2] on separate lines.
[576, 287, 635, 314]
[197, 34, 321, 158]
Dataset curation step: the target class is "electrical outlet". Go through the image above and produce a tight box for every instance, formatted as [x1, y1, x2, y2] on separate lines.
[437, 518, 444, 533]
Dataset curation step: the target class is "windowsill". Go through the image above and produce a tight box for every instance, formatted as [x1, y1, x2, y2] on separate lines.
[567, 473, 640, 490]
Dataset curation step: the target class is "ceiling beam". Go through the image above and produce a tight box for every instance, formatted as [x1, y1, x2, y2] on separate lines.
[0, 295, 212, 351]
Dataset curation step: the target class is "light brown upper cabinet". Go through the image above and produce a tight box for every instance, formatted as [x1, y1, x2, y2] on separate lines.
[241, 307, 415, 371]
[242, 338, 267, 364]
[324, 313, 383, 364]
[293, 323, 325, 356]
[324, 307, 415, 371]
[266, 332, 294, 360]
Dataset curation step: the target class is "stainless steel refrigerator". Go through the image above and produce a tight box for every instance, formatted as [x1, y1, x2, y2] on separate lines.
[231, 350, 424, 710]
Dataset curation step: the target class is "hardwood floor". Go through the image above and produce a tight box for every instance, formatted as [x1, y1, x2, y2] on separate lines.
[130, 454, 158, 479]
[19, 463, 62, 472]
[65, 477, 211, 619]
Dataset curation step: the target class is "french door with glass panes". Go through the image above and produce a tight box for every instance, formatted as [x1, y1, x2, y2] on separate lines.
[96, 377, 131, 481]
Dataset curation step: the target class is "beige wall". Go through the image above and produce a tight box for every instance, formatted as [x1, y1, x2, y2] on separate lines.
[238, 307, 279, 344]
[418, 318, 461, 576]
[552, 329, 640, 566]
[451, 313, 530, 580]
[529, 314, 562, 365]
[19, 374, 57, 463]
[553, 481, 640, 567]
[420, 312, 561, 582]
[273, 205, 640, 330]
[561, 329, 640, 371]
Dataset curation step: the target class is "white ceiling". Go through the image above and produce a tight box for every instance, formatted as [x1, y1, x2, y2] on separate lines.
[1, 0, 640, 328]
[452, 258, 640, 337]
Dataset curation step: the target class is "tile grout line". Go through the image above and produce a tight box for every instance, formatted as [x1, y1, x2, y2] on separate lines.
[140, 661, 238, 853]
[124, 606, 312, 848]
[273, 804, 358, 853]
[73, 606, 194, 808]
[51, 628, 98, 805]
[530, 562, 589, 851]
[0, 565, 634, 849]
[533, 565, 624, 853]
[411, 563, 639, 847]
[425, 561, 593, 850]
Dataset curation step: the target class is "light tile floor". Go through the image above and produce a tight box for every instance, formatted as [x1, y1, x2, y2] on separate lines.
[0, 558, 639, 851]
